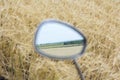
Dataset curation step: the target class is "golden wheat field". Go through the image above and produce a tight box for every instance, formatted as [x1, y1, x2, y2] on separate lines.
[0, 0, 120, 80]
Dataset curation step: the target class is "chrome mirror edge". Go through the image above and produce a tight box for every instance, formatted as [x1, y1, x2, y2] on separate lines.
[34, 19, 87, 60]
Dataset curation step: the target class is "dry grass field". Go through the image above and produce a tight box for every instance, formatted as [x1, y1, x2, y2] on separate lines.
[0, 0, 120, 80]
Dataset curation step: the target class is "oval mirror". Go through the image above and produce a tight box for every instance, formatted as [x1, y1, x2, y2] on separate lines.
[34, 19, 86, 59]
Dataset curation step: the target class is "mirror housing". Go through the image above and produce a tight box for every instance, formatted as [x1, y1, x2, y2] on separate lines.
[34, 19, 87, 60]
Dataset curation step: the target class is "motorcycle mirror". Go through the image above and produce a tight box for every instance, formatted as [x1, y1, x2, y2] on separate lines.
[34, 19, 87, 80]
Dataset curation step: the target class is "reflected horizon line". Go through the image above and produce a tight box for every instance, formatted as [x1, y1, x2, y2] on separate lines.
[37, 39, 83, 45]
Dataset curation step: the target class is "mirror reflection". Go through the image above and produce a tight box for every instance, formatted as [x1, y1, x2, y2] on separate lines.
[35, 21, 84, 57]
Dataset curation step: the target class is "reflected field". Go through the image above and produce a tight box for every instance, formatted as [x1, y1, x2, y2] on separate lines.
[40, 46, 83, 57]
[36, 40, 84, 57]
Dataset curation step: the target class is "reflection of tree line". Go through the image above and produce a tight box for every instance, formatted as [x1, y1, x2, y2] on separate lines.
[38, 40, 83, 49]
[63, 40, 83, 45]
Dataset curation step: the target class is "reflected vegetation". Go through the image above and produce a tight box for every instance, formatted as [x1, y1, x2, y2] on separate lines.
[36, 39, 84, 57]
[37, 40, 83, 49]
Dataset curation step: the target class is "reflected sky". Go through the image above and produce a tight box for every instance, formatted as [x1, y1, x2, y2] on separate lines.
[36, 22, 83, 44]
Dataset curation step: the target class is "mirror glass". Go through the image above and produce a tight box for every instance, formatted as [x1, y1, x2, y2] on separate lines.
[35, 21, 85, 58]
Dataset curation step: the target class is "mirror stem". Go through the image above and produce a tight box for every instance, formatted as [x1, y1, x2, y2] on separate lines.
[73, 59, 85, 80]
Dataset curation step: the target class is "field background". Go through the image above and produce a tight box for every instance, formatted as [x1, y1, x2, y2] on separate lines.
[0, 0, 120, 80]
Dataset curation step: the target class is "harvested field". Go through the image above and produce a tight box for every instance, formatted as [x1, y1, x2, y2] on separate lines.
[0, 0, 120, 80]
[41, 46, 83, 57]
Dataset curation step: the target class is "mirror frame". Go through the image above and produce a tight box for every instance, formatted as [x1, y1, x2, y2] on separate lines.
[34, 19, 87, 60]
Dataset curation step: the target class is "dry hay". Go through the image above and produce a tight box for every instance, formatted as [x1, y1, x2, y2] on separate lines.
[0, 0, 120, 80]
